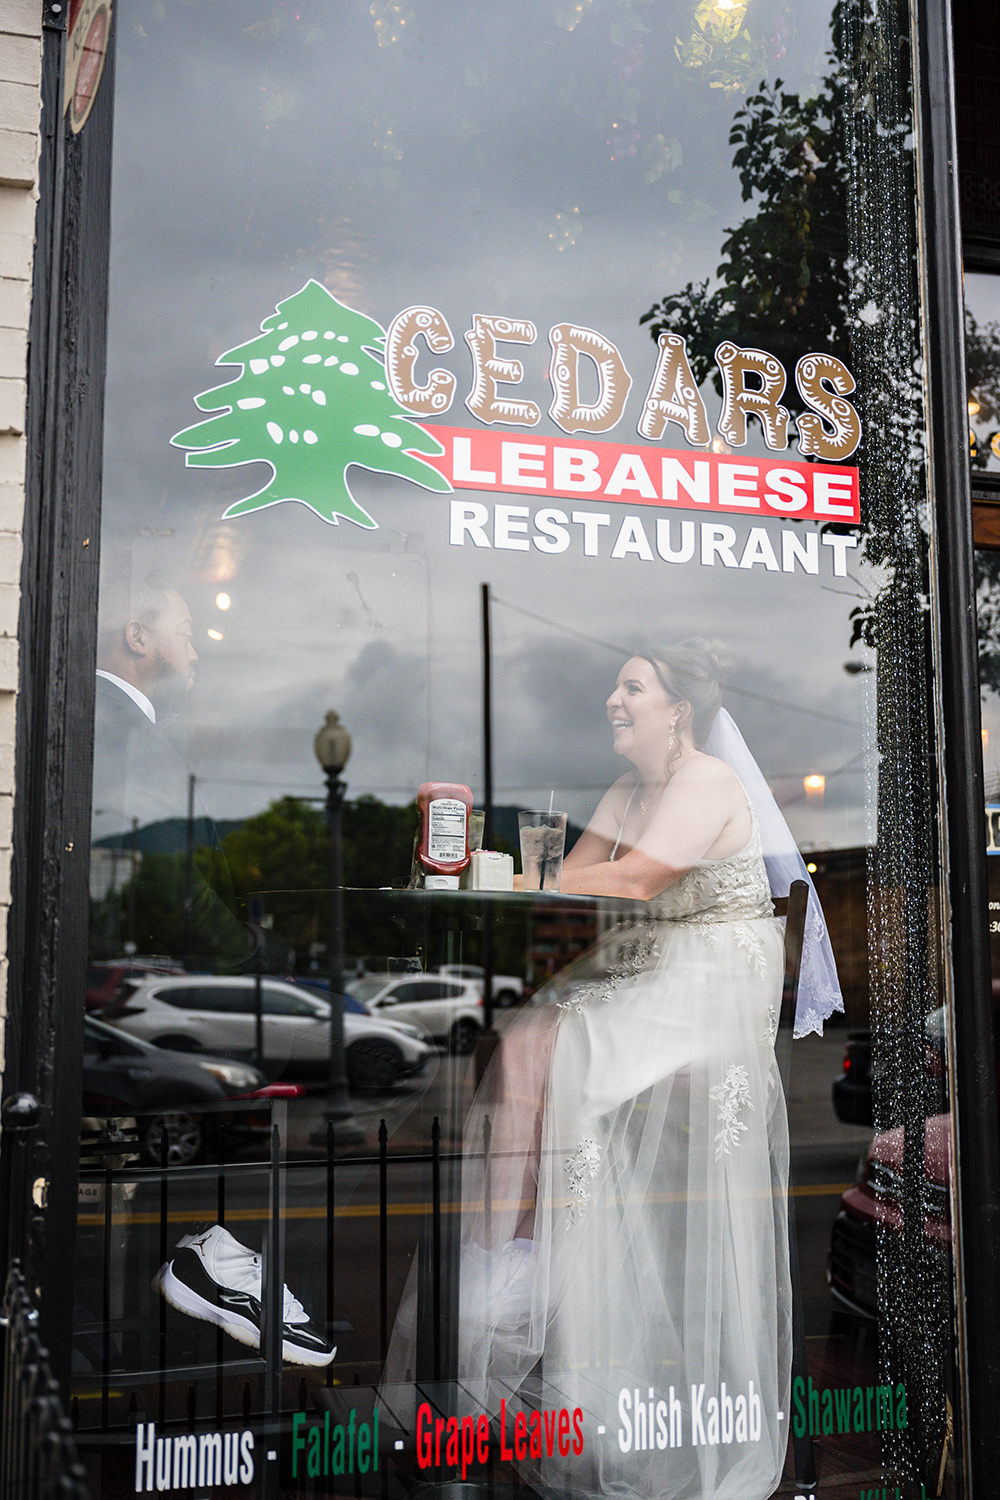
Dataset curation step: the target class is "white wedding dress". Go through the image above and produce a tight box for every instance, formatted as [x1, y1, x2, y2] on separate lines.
[456, 800, 791, 1500]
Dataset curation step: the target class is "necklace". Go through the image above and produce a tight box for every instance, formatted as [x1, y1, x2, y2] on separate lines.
[638, 748, 698, 812]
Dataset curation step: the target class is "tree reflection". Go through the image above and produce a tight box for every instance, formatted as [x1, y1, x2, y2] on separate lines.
[641, 60, 1000, 461]
[966, 309, 1000, 468]
[641, 65, 849, 402]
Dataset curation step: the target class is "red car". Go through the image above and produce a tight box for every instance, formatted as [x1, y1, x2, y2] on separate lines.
[86, 959, 184, 1010]
[828, 1113, 951, 1318]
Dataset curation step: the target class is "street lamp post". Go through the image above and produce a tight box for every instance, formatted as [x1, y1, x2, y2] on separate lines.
[310, 710, 364, 1146]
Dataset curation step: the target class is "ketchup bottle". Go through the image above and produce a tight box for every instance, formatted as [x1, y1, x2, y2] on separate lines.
[416, 783, 473, 889]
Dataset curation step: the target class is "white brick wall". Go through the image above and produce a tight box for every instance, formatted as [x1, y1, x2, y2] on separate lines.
[0, 4, 41, 1070]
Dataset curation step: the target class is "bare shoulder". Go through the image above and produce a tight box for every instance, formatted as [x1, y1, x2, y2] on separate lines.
[570, 772, 638, 855]
[671, 754, 745, 802]
[609, 771, 639, 801]
[593, 771, 640, 822]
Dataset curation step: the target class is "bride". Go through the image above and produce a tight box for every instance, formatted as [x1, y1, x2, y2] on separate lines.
[389, 639, 839, 1500]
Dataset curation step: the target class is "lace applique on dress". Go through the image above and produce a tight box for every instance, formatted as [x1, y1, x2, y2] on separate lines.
[564, 1138, 601, 1228]
[648, 801, 773, 937]
[709, 1064, 755, 1160]
[732, 921, 768, 976]
[556, 919, 658, 1014]
[760, 1004, 778, 1046]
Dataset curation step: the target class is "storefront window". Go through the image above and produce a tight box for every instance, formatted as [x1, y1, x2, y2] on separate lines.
[76, 0, 959, 1495]
[966, 271, 1000, 472]
[976, 537, 1000, 954]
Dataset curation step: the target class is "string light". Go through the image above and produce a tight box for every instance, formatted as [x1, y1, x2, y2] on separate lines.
[370, 0, 413, 47]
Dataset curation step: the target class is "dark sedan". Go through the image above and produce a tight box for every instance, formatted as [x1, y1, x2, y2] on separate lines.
[831, 1031, 874, 1125]
[831, 1008, 954, 1128]
[82, 1014, 278, 1166]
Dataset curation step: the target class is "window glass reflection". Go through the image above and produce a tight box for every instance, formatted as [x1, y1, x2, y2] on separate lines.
[74, 1, 957, 1495]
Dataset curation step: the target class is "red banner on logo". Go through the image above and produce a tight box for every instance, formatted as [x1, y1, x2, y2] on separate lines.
[413, 424, 860, 524]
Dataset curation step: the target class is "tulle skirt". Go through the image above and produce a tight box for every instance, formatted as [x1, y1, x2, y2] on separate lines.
[389, 912, 790, 1500]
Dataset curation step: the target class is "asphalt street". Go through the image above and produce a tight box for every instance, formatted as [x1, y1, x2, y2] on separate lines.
[74, 1023, 874, 1388]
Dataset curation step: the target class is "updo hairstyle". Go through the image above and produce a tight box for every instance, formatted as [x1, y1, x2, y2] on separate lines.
[640, 638, 731, 749]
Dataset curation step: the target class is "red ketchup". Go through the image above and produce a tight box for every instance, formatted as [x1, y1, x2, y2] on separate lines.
[416, 783, 473, 889]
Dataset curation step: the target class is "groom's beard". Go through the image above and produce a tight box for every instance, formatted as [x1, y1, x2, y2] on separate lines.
[149, 655, 195, 720]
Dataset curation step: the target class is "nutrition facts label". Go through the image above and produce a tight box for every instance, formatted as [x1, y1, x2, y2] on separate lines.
[427, 799, 467, 862]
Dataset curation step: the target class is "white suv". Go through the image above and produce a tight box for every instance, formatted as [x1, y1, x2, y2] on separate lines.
[104, 975, 435, 1090]
[345, 974, 484, 1053]
[437, 963, 525, 1008]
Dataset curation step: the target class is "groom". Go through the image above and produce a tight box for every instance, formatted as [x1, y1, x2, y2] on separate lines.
[90, 573, 277, 973]
[96, 576, 199, 728]
[92, 575, 199, 843]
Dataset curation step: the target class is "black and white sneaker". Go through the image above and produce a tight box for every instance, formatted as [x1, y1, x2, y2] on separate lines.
[152, 1224, 336, 1368]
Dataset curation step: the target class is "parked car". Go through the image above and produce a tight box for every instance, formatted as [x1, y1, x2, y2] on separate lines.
[828, 1113, 951, 1318]
[831, 1031, 874, 1125]
[82, 1013, 271, 1167]
[832, 1008, 954, 1127]
[103, 975, 435, 1090]
[348, 956, 421, 977]
[437, 963, 527, 1008]
[292, 977, 375, 1016]
[86, 957, 185, 1011]
[345, 972, 485, 1053]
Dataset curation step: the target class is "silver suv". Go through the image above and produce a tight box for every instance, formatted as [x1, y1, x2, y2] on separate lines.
[346, 973, 484, 1053]
[437, 963, 525, 1008]
[104, 975, 435, 1090]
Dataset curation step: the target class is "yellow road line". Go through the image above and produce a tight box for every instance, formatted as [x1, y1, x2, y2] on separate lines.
[78, 1181, 851, 1229]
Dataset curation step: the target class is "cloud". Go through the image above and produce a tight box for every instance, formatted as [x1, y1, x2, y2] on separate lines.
[98, 0, 872, 857]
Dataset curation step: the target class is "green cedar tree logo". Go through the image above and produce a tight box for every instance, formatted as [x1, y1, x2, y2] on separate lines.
[171, 280, 452, 529]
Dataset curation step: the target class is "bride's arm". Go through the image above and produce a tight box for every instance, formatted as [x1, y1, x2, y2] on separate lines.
[561, 777, 634, 869]
[559, 759, 742, 900]
[558, 851, 675, 899]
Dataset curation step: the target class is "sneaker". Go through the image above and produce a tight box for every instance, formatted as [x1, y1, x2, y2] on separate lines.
[152, 1224, 336, 1368]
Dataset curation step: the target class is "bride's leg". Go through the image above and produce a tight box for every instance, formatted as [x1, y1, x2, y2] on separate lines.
[474, 1008, 560, 1247]
[513, 1103, 544, 1241]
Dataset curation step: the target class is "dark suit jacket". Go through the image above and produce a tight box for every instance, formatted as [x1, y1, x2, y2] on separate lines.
[90, 674, 251, 969]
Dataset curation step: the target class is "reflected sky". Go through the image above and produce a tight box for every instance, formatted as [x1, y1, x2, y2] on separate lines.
[101, 0, 874, 851]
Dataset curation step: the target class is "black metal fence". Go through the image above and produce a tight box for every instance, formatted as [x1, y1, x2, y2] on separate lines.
[0, 893, 812, 1498]
[0, 1263, 89, 1500]
[62, 1099, 461, 1499]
